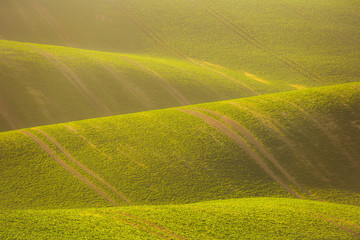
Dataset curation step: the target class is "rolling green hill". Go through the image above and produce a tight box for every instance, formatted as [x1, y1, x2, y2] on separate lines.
[0, 39, 306, 132]
[1, 198, 360, 239]
[1, 0, 359, 131]
[1, 0, 360, 238]
[1, 82, 359, 210]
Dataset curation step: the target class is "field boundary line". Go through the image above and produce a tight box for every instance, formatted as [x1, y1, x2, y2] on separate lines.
[20, 129, 119, 206]
[33, 128, 133, 205]
[189, 0, 324, 83]
[26, 0, 75, 47]
[112, 0, 257, 96]
[194, 107, 319, 200]
[33, 47, 112, 116]
[178, 108, 302, 198]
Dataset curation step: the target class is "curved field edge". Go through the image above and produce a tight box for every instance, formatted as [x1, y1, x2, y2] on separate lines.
[1, 198, 360, 239]
[0, 82, 359, 209]
[0, 39, 301, 132]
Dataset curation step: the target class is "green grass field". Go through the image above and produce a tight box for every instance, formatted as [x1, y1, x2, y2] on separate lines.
[0, 39, 309, 131]
[1, 198, 360, 239]
[1, 83, 359, 210]
[0, 0, 359, 131]
[1, 0, 359, 238]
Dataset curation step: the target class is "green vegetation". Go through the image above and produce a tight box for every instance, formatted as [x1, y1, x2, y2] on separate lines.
[1, 82, 359, 210]
[1, 198, 359, 239]
[1, 0, 359, 238]
[0, 0, 359, 131]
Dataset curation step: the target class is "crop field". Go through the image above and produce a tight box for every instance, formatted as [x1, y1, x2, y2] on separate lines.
[0, 0, 359, 239]
[1, 198, 360, 239]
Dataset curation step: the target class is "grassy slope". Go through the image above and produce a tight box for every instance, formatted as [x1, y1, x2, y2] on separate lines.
[0, 0, 358, 84]
[1, 39, 281, 131]
[0, 39, 315, 132]
[1, 82, 359, 210]
[0, 0, 359, 131]
[1, 198, 359, 239]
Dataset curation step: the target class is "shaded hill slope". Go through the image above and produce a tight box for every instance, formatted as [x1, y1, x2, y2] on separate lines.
[1, 82, 359, 210]
[1, 40, 285, 131]
[1, 198, 360, 239]
[0, 0, 359, 86]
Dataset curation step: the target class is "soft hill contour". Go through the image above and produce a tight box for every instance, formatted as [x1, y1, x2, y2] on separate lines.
[1, 82, 359, 210]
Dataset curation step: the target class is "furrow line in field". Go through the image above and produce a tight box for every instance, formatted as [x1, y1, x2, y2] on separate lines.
[112, 0, 257, 96]
[0, 97, 21, 130]
[196, 63, 259, 96]
[190, 0, 324, 83]
[112, 0, 186, 59]
[26, 0, 74, 47]
[104, 210, 188, 240]
[99, 212, 170, 239]
[34, 47, 112, 116]
[179, 109, 302, 198]
[227, 101, 331, 183]
[119, 55, 191, 105]
[98, 62, 155, 109]
[12, 0, 38, 35]
[20, 130, 119, 206]
[64, 125, 114, 161]
[305, 210, 360, 237]
[33, 128, 133, 205]
[0, 106, 16, 130]
[65, 125, 146, 169]
[274, 96, 358, 167]
[278, 0, 360, 47]
[116, 146, 147, 169]
[315, 212, 360, 231]
[168, 63, 226, 99]
[284, 206, 360, 237]
[194, 107, 319, 200]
